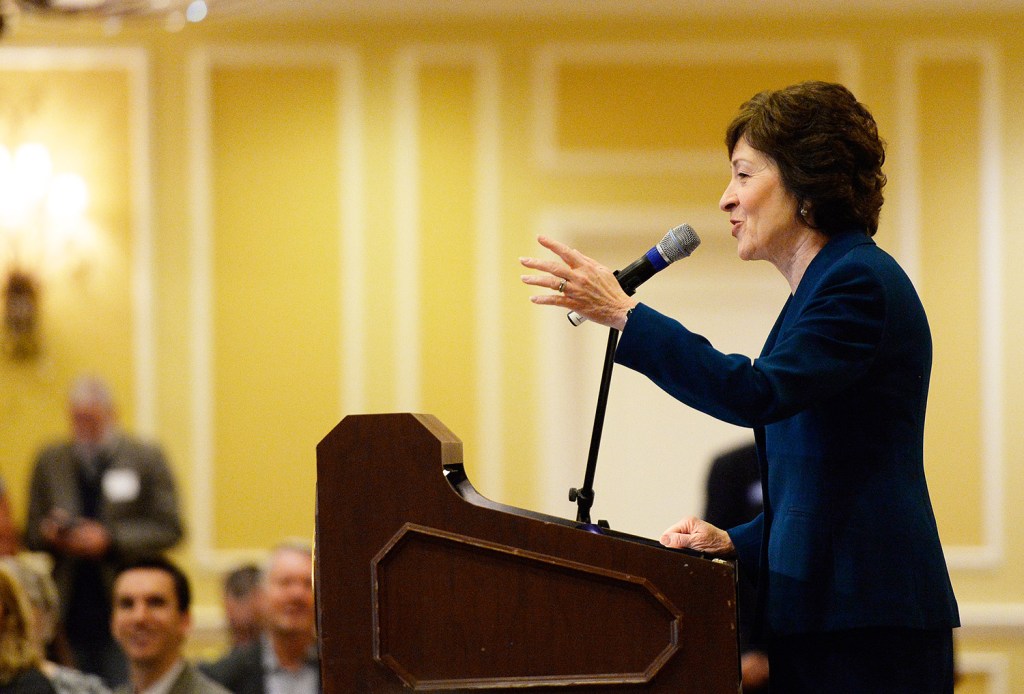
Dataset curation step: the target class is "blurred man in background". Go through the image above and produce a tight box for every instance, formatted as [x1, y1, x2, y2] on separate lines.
[704, 442, 768, 693]
[25, 375, 184, 687]
[202, 541, 319, 694]
[222, 564, 262, 649]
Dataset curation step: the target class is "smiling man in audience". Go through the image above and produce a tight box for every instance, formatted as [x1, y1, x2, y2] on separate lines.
[111, 557, 229, 694]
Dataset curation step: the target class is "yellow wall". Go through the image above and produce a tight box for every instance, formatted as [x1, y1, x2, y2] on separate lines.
[0, 7, 1021, 684]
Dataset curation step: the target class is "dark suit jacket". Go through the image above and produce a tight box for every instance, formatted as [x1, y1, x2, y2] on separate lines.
[201, 640, 320, 694]
[24, 432, 184, 622]
[1, 668, 57, 694]
[704, 442, 762, 653]
[616, 230, 959, 636]
[704, 442, 762, 531]
[200, 642, 264, 694]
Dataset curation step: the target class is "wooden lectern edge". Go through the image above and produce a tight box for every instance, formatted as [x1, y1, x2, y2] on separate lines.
[316, 413, 742, 692]
[409, 412, 465, 468]
[319, 411, 737, 578]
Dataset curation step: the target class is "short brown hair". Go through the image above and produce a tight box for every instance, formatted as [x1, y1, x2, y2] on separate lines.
[114, 555, 191, 614]
[725, 81, 887, 236]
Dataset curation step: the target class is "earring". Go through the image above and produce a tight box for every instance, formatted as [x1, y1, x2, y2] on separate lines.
[799, 206, 809, 219]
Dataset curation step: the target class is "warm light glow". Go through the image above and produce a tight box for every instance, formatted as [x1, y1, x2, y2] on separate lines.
[1, 141, 92, 358]
[103, 16, 125, 36]
[0, 146, 18, 228]
[185, 0, 207, 22]
[13, 142, 53, 205]
[0, 142, 91, 273]
[47, 173, 90, 223]
[164, 10, 187, 32]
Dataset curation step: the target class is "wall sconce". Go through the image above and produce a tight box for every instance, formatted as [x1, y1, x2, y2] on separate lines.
[0, 141, 89, 359]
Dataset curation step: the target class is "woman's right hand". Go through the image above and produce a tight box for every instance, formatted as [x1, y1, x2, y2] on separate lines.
[520, 235, 636, 330]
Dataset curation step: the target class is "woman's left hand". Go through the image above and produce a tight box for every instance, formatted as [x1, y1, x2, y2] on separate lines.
[520, 235, 636, 330]
[660, 516, 737, 558]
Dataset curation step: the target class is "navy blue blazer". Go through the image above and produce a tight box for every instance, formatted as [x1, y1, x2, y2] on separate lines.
[616, 230, 959, 636]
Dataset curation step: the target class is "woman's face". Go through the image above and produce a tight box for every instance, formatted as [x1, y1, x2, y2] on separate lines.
[719, 137, 802, 264]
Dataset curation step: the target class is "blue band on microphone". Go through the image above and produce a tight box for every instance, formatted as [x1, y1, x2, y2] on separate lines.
[645, 247, 668, 271]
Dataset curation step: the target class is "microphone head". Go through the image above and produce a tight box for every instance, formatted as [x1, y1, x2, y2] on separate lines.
[657, 223, 701, 263]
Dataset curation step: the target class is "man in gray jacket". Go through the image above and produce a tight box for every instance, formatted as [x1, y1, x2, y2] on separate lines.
[25, 375, 184, 686]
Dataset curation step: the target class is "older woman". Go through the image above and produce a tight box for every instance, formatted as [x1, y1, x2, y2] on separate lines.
[0, 557, 109, 694]
[520, 81, 959, 692]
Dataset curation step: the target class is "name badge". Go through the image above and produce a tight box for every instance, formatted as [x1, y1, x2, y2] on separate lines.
[102, 468, 141, 503]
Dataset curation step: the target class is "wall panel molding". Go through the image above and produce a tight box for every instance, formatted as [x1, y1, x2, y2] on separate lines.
[0, 46, 155, 434]
[960, 602, 1024, 634]
[958, 650, 1010, 694]
[392, 44, 504, 496]
[187, 45, 364, 571]
[532, 41, 861, 174]
[895, 40, 1004, 570]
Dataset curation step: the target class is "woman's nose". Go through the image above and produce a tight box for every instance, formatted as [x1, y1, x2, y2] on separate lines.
[719, 185, 736, 212]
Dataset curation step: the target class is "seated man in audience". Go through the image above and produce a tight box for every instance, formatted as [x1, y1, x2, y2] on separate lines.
[202, 541, 319, 694]
[222, 564, 262, 649]
[111, 557, 229, 694]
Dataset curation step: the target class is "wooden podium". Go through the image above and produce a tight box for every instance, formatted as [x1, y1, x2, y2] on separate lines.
[315, 413, 740, 692]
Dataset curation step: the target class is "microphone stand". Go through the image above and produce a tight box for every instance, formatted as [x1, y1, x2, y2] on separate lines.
[569, 325, 619, 528]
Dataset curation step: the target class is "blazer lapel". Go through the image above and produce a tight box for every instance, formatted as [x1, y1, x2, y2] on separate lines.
[760, 294, 792, 358]
[778, 231, 875, 339]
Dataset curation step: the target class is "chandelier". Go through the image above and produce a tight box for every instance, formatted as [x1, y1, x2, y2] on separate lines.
[6, 0, 209, 30]
[19, 0, 170, 13]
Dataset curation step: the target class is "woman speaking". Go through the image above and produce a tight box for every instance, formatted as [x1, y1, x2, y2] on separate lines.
[520, 81, 959, 693]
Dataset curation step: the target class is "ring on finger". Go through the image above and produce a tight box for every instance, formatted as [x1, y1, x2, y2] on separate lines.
[557, 279, 567, 293]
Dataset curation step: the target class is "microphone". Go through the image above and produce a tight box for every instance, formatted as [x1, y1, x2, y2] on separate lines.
[568, 223, 701, 326]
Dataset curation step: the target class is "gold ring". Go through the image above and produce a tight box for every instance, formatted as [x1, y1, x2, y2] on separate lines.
[557, 279, 567, 293]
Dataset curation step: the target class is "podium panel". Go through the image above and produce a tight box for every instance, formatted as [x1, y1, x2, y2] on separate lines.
[316, 413, 740, 692]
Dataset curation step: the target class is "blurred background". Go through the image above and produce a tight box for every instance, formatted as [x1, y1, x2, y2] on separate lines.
[0, 1, 1021, 689]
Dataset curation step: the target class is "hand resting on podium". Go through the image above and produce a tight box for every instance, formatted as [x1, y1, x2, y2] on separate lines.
[659, 516, 737, 558]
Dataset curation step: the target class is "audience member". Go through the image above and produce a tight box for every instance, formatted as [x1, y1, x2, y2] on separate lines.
[221, 565, 262, 649]
[0, 555, 109, 694]
[703, 442, 767, 693]
[202, 541, 319, 694]
[704, 443, 762, 530]
[110, 557, 229, 694]
[0, 563, 56, 694]
[24, 375, 185, 687]
[0, 479, 20, 557]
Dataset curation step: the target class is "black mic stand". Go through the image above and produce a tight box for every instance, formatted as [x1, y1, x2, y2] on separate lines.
[569, 326, 619, 529]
